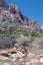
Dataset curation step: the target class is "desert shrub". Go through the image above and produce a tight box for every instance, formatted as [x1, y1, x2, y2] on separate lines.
[31, 37, 43, 49]
[22, 30, 29, 37]
[0, 34, 16, 49]
[1, 29, 10, 34]
[8, 39, 16, 48]
[17, 35, 32, 47]
[31, 31, 40, 37]
[1, 26, 17, 34]
[8, 26, 13, 33]
[39, 37, 43, 48]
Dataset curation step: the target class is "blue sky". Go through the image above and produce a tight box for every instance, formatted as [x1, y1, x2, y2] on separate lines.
[6, 0, 43, 26]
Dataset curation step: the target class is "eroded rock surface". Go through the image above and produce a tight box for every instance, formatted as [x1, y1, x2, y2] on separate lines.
[0, 48, 43, 65]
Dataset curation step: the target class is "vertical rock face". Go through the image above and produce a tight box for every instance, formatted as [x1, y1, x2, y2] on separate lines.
[0, 0, 8, 9]
[0, 0, 42, 32]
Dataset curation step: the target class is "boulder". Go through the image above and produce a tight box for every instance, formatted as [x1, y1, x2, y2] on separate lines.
[0, 56, 10, 61]
[27, 52, 35, 59]
[0, 50, 9, 57]
[16, 51, 25, 58]
[8, 49, 17, 54]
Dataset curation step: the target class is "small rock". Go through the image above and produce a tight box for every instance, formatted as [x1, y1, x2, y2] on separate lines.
[25, 62, 31, 65]
[19, 62, 25, 65]
[19, 58, 24, 62]
[12, 58, 17, 62]
[0, 56, 10, 61]
[40, 57, 43, 63]
[31, 59, 40, 65]
[3, 63, 10, 65]
[31, 59, 39, 63]
[27, 53, 35, 59]
[31, 62, 40, 65]
[10, 54, 16, 58]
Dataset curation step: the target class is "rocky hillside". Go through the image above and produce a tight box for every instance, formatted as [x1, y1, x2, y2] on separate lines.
[0, 0, 41, 32]
[0, 0, 42, 49]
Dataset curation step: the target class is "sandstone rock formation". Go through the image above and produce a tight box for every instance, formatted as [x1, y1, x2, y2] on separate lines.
[0, 0, 8, 9]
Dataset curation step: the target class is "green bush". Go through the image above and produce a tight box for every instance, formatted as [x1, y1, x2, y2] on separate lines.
[17, 35, 32, 47]
[8, 26, 13, 33]
[31, 31, 40, 37]
[8, 39, 16, 48]
[23, 30, 29, 37]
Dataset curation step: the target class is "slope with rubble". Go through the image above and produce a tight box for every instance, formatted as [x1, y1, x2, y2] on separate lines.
[0, 0, 42, 49]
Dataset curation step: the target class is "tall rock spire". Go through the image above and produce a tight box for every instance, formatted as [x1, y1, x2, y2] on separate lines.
[0, 0, 8, 9]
